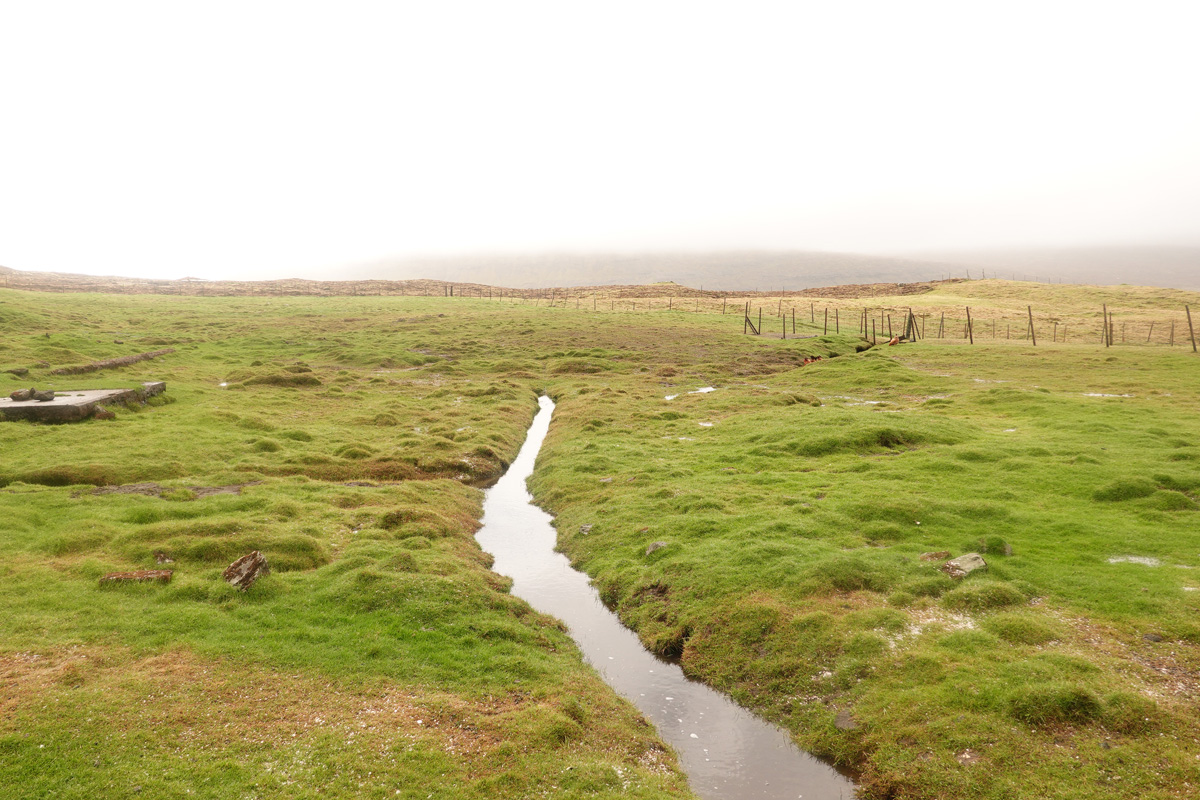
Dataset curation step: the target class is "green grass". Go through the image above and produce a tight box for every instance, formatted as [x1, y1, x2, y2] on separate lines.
[2, 280, 1200, 799]
[529, 333, 1200, 798]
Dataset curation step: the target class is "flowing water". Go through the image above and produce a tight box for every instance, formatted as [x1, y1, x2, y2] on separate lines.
[476, 396, 856, 800]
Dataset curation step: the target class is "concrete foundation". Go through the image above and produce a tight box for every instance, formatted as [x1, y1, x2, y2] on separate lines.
[0, 382, 166, 422]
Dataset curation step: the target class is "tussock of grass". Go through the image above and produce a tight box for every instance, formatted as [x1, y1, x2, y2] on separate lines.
[941, 581, 1027, 612]
[1093, 476, 1158, 501]
[1008, 684, 1103, 725]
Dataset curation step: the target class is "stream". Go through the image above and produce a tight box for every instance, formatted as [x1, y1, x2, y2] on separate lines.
[475, 396, 856, 800]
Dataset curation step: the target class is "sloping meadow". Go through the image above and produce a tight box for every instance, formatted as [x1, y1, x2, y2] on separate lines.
[533, 339, 1200, 798]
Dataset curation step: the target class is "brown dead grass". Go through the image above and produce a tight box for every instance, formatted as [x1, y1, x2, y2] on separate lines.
[0, 645, 671, 774]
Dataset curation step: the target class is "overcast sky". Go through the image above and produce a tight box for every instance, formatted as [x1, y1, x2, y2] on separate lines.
[2, 1, 1198, 281]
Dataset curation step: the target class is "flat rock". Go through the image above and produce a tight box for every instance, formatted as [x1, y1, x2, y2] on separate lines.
[223, 550, 270, 590]
[99, 569, 173, 586]
[579, 524, 593, 535]
[941, 553, 987, 579]
[834, 711, 859, 731]
[645, 541, 668, 555]
[920, 550, 951, 562]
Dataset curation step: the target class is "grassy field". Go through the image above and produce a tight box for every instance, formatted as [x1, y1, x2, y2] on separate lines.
[2, 279, 1199, 799]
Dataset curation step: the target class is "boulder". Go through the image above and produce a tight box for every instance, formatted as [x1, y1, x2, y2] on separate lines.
[941, 553, 987, 579]
[223, 550, 270, 590]
[9, 388, 34, 401]
[32, 390, 56, 402]
[5, 368, 29, 377]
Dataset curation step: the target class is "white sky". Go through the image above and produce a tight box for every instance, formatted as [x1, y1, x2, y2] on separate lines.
[2, 1, 1198, 281]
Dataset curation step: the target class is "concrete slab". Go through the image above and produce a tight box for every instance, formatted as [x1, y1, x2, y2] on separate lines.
[1, 382, 166, 422]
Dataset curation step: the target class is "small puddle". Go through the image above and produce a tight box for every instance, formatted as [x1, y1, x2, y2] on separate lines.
[477, 396, 855, 800]
[666, 386, 717, 400]
[1107, 556, 1161, 566]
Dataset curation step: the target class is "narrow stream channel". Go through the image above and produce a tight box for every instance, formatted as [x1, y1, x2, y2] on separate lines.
[476, 396, 856, 800]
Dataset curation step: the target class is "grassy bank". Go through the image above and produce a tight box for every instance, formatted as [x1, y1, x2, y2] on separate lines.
[3, 280, 1199, 799]
[528, 288, 1200, 798]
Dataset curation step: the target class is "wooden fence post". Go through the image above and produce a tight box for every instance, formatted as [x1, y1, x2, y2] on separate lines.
[824, 308, 828, 335]
[965, 307, 974, 344]
[1027, 306, 1037, 346]
[1102, 305, 1109, 347]
[1188, 306, 1198, 352]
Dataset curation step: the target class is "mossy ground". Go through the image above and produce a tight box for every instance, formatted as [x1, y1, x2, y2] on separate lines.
[2, 280, 1199, 799]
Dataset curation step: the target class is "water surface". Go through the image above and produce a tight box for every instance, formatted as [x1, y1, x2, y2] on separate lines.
[476, 396, 855, 800]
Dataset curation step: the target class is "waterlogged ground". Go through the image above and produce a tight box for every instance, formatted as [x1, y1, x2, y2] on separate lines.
[2, 283, 1199, 799]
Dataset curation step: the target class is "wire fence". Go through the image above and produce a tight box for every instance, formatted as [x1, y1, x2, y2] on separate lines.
[3, 271, 1197, 351]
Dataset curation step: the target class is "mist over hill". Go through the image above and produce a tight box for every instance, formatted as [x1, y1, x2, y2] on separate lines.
[5, 245, 1196, 292]
[905, 246, 1200, 290]
[351, 251, 959, 291]
[351, 246, 1200, 291]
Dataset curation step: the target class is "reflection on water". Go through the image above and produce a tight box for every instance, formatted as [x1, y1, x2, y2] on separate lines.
[476, 396, 856, 800]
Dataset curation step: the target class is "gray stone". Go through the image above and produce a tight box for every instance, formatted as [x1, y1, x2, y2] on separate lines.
[9, 388, 34, 401]
[920, 550, 951, 562]
[834, 711, 859, 731]
[579, 524, 593, 535]
[941, 552, 987, 579]
[1143, 633, 1164, 643]
[645, 541, 668, 556]
[32, 390, 56, 402]
[223, 550, 270, 591]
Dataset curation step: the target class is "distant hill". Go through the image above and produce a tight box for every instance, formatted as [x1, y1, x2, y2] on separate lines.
[904, 246, 1200, 290]
[5, 245, 1196, 292]
[351, 251, 962, 291]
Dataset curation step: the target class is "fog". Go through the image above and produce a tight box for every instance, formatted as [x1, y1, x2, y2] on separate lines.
[2, 2, 1198, 283]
